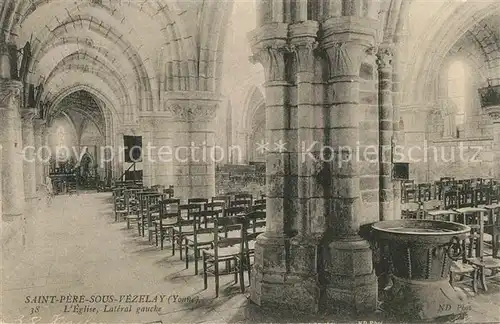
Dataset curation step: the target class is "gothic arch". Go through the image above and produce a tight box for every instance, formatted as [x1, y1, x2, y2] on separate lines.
[242, 85, 265, 133]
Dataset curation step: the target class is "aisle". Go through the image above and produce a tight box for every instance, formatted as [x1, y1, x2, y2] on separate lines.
[0, 193, 247, 323]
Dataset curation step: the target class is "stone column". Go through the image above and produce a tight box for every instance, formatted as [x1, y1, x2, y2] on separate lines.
[249, 22, 320, 312]
[33, 119, 46, 188]
[21, 109, 37, 202]
[320, 18, 378, 313]
[288, 20, 322, 309]
[485, 107, 500, 178]
[377, 47, 394, 221]
[1, 80, 26, 254]
[1, 80, 25, 217]
[163, 94, 219, 199]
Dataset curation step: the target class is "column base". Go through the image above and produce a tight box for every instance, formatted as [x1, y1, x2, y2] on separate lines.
[250, 233, 320, 313]
[383, 276, 470, 321]
[1, 214, 26, 258]
[320, 237, 378, 314]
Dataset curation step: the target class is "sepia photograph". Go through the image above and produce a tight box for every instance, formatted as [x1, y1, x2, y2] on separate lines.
[1, 0, 499, 323]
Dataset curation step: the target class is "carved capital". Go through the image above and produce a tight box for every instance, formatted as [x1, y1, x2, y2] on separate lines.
[376, 47, 393, 70]
[323, 42, 369, 78]
[250, 43, 290, 82]
[290, 41, 318, 73]
[0, 80, 22, 108]
[163, 101, 218, 122]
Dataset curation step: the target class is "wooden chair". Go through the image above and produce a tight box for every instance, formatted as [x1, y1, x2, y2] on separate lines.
[155, 198, 180, 250]
[417, 183, 432, 203]
[401, 180, 416, 203]
[202, 215, 247, 297]
[455, 207, 500, 291]
[484, 204, 500, 259]
[235, 193, 253, 206]
[254, 199, 266, 206]
[449, 234, 478, 293]
[136, 191, 157, 236]
[212, 195, 231, 208]
[184, 210, 222, 274]
[172, 204, 202, 259]
[224, 206, 246, 217]
[203, 202, 225, 227]
[401, 202, 421, 219]
[145, 193, 163, 242]
[188, 198, 209, 211]
[163, 186, 174, 198]
[124, 189, 142, 229]
[114, 188, 128, 222]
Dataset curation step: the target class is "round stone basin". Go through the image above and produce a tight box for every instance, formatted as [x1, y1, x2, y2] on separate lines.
[372, 219, 470, 244]
[372, 220, 472, 320]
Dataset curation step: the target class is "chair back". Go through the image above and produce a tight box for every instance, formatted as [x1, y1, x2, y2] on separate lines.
[188, 198, 209, 210]
[224, 206, 245, 217]
[179, 203, 202, 220]
[245, 211, 266, 233]
[212, 195, 231, 207]
[212, 216, 247, 258]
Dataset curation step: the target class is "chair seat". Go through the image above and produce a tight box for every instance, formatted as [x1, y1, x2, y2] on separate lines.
[116, 209, 127, 214]
[125, 215, 139, 220]
[204, 246, 240, 258]
[153, 219, 177, 226]
[185, 233, 214, 245]
[450, 261, 475, 273]
[468, 257, 500, 269]
[174, 225, 195, 234]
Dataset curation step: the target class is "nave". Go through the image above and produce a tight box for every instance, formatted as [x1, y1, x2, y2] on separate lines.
[2, 190, 500, 324]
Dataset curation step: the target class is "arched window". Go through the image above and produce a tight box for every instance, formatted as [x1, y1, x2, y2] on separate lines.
[447, 60, 468, 126]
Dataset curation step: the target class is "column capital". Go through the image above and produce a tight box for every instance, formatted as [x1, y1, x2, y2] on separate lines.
[323, 41, 372, 78]
[0, 80, 22, 108]
[250, 43, 290, 82]
[157, 92, 221, 122]
[289, 21, 319, 74]
[376, 46, 394, 71]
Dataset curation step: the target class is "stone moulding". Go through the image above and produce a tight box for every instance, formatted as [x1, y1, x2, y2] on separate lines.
[159, 101, 219, 122]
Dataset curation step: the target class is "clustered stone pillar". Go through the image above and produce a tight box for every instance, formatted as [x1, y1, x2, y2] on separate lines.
[321, 18, 378, 312]
[249, 16, 379, 313]
[22, 109, 38, 202]
[377, 47, 394, 221]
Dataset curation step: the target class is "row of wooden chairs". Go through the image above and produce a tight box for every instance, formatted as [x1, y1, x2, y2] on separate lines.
[112, 188, 267, 297]
[402, 178, 499, 204]
[447, 207, 500, 293]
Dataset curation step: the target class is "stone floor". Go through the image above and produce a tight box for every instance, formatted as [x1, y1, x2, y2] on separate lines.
[1, 192, 499, 323]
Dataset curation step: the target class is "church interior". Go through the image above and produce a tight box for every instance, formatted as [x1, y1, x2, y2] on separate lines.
[1, 0, 500, 322]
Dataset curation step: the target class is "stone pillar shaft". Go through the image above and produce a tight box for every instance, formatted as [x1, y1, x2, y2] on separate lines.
[22, 111, 38, 202]
[1, 80, 25, 217]
[320, 17, 378, 313]
[377, 47, 394, 221]
[391, 46, 402, 219]
[33, 119, 45, 187]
